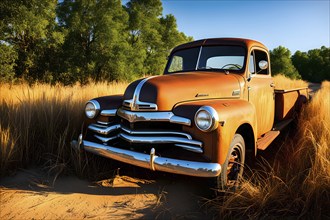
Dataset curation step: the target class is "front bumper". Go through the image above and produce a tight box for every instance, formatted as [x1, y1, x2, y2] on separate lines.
[73, 137, 221, 178]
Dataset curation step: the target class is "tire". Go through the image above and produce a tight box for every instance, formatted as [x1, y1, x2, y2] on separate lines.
[217, 134, 245, 191]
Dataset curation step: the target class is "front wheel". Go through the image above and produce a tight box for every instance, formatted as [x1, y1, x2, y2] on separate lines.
[218, 134, 245, 191]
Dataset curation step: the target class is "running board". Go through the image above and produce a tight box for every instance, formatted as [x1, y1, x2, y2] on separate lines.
[257, 119, 293, 150]
[257, 131, 280, 150]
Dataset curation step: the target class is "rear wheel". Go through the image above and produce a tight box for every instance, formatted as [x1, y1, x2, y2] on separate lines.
[218, 134, 245, 191]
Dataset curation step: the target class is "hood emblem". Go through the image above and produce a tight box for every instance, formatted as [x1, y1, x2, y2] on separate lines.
[195, 93, 209, 97]
[123, 76, 158, 111]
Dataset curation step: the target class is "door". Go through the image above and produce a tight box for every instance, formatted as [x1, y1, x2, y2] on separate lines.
[247, 48, 275, 137]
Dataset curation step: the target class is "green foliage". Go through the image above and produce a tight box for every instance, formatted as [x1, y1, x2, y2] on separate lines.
[0, 44, 17, 82]
[292, 46, 330, 83]
[125, 0, 192, 76]
[0, 0, 191, 84]
[270, 46, 301, 79]
[0, 1, 328, 84]
[0, 0, 63, 82]
[57, 0, 132, 83]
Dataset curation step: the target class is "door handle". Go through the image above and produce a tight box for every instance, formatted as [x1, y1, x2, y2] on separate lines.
[270, 82, 275, 87]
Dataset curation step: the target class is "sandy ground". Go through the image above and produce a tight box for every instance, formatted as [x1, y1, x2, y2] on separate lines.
[0, 168, 217, 219]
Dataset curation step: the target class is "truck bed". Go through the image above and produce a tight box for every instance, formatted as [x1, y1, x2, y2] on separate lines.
[257, 87, 308, 150]
[274, 87, 309, 122]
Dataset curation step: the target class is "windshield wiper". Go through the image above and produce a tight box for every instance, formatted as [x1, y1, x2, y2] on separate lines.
[198, 66, 230, 74]
[198, 66, 222, 70]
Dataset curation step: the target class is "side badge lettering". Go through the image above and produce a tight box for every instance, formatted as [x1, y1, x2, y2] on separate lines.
[232, 89, 240, 96]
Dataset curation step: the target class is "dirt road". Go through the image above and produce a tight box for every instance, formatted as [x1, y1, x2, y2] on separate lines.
[0, 168, 216, 219]
[308, 82, 321, 97]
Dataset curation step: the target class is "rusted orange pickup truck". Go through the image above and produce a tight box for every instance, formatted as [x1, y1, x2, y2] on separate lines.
[72, 38, 308, 189]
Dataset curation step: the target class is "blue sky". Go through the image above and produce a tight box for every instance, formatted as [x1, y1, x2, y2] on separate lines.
[161, 0, 329, 53]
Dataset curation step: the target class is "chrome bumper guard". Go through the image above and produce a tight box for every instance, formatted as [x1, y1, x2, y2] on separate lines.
[75, 139, 221, 178]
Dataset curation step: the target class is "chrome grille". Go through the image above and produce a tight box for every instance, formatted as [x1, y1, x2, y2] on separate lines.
[87, 121, 203, 154]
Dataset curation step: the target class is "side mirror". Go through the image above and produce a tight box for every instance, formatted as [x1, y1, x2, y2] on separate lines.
[258, 60, 268, 70]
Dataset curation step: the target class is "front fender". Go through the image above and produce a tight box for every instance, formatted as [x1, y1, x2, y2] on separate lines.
[82, 95, 123, 137]
[173, 99, 257, 164]
[91, 95, 123, 111]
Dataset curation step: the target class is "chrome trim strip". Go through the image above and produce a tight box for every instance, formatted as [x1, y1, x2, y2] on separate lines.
[100, 109, 117, 117]
[195, 46, 203, 70]
[174, 144, 203, 154]
[88, 124, 121, 135]
[119, 133, 202, 147]
[169, 115, 191, 126]
[97, 121, 112, 126]
[121, 127, 193, 140]
[82, 140, 221, 177]
[94, 134, 119, 143]
[92, 123, 108, 128]
[123, 76, 158, 111]
[150, 148, 156, 171]
[78, 134, 83, 146]
[117, 108, 191, 126]
[134, 77, 157, 104]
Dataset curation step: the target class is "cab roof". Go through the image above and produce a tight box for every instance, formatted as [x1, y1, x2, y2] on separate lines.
[171, 38, 268, 54]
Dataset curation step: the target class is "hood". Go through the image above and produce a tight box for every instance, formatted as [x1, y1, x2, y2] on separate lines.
[123, 72, 242, 111]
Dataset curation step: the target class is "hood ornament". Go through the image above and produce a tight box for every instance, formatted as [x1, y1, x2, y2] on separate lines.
[123, 76, 158, 111]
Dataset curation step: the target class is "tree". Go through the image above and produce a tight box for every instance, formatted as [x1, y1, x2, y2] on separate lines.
[125, 0, 192, 76]
[159, 14, 193, 53]
[0, 43, 17, 82]
[0, 0, 63, 81]
[270, 46, 301, 79]
[57, 0, 135, 83]
[0, 0, 192, 84]
[292, 47, 330, 83]
[125, 0, 163, 75]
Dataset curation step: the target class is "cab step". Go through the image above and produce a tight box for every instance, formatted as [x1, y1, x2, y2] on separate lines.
[257, 119, 293, 150]
[257, 131, 280, 150]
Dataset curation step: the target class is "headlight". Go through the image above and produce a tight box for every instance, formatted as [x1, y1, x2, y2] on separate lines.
[85, 100, 100, 119]
[194, 106, 219, 132]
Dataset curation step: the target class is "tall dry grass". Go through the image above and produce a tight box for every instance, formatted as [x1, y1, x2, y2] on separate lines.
[0, 82, 127, 177]
[273, 74, 308, 89]
[211, 81, 329, 219]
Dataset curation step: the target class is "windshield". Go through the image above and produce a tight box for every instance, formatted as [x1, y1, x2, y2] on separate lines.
[165, 46, 246, 74]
